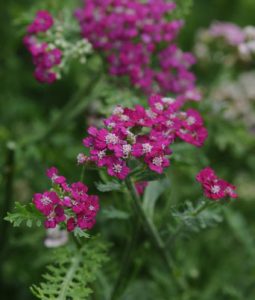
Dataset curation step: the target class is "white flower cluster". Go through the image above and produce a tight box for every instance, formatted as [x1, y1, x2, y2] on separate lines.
[238, 26, 255, 61]
[210, 71, 255, 130]
[45, 20, 93, 77]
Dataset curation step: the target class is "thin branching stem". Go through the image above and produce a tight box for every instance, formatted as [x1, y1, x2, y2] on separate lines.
[124, 176, 175, 275]
[80, 165, 86, 183]
[110, 217, 141, 300]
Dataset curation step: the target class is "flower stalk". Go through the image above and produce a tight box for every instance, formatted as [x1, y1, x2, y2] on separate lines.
[110, 216, 141, 300]
[125, 176, 174, 274]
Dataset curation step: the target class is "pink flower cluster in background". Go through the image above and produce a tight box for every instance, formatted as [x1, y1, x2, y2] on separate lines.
[80, 95, 208, 180]
[196, 167, 237, 200]
[195, 21, 255, 63]
[33, 167, 99, 231]
[75, 0, 200, 100]
[209, 22, 245, 46]
[23, 11, 62, 83]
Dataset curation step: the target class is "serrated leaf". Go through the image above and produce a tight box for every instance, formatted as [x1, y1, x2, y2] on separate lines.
[171, 200, 222, 236]
[101, 206, 130, 220]
[143, 178, 170, 220]
[5, 202, 44, 228]
[95, 181, 122, 192]
[31, 237, 109, 300]
[73, 227, 90, 239]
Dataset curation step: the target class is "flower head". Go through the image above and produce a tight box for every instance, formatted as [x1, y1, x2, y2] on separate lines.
[27, 10, 54, 34]
[33, 167, 100, 232]
[81, 95, 208, 180]
[75, 0, 199, 99]
[196, 167, 238, 200]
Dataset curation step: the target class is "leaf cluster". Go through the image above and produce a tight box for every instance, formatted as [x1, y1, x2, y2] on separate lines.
[31, 237, 109, 300]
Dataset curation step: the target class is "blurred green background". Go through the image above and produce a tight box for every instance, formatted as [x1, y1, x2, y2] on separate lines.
[1, 0, 255, 299]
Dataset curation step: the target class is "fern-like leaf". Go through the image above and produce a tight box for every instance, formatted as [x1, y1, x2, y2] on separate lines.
[73, 227, 90, 239]
[166, 201, 223, 245]
[5, 202, 43, 227]
[31, 237, 109, 300]
[95, 180, 122, 192]
[171, 201, 223, 233]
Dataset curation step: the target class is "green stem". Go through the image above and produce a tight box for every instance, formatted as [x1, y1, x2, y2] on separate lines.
[124, 176, 174, 274]
[70, 229, 83, 249]
[57, 247, 82, 300]
[110, 218, 141, 300]
[80, 165, 85, 183]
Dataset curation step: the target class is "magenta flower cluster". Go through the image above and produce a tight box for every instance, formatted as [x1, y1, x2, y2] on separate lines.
[75, 0, 200, 100]
[196, 167, 238, 200]
[23, 11, 62, 84]
[80, 95, 208, 180]
[33, 167, 99, 231]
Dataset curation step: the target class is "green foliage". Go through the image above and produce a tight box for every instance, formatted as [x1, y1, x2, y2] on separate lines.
[101, 206, 130, 220]
[73, 227, 90, 239]
[31, 237, 109, 300]
[143, 178, 170, 220]
[171, 200, 223, 235]
[95, 181, 122, 192]
[133, 169, 166, 182]
[5, 202, 43, 228]
[224, 208, 255, 257]
[1, 0, 255, 299]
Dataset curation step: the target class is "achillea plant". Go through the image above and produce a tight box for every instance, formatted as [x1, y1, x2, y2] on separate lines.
[33, 167, 100, 231]
[80, 94, 208, 179]
[75, 0, 200, 100]
[5, 2, 241, 300]
[6, 93, 237, 299]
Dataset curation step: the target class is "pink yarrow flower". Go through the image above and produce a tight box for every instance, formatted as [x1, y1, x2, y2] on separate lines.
[196, 167, 238, 200]
[75, 0, 199, 100]
[23, 11, 62, 84]
[209, 22, 245, 46]
[33, 167, 100, 232]
[27, 10, 54, 34]
[81, 95, 208, 180]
